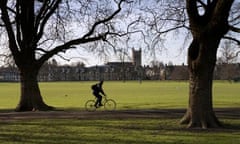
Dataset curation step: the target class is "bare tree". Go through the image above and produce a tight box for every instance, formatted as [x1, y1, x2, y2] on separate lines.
[0, 0, 134, 111]
[218, 41, 239, 64]
[142, 0, 240, 128]
[180, 0, 240, 128]
[217, 41, 240, 80]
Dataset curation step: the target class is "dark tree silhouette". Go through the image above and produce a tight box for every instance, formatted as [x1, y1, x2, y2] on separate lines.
[180, 0, 236, 128]
[0, 0, 133, 111]
[141, 0, 240, 128]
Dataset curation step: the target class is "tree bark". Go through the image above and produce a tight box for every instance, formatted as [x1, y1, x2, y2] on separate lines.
[15, 67, 54, 112]
[180, 39, 221, 128]
[181, 0, 235, 129]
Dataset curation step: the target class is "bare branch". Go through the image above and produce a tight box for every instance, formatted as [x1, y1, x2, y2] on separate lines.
[223, 36, 240, 45]
[55, 53, 71, 62]
[38, 0, 130, 65]
[196, 0, 207, 9]
[35, 0, 51, 31]
[82, 0, 125, 39]
[186, 0, 201, 23]
[0, 0, 20, 62]
[229, 25, 240, 33]
[35, 0, 62, 42]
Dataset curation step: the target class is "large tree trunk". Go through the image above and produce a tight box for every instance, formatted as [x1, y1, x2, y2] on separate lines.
[180, 39, 221, 128]
[181, 0, 234, 128]
[15, 68, 54, 111]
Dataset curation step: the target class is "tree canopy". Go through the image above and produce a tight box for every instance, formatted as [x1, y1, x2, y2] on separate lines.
[0, 0, 140, 111]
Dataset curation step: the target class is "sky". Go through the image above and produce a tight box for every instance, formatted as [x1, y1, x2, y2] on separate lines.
[53, 1, 190, 67]
[1, 0, 239, 67]
[55, 32, 239, 67]
[55, 34, 189, 67]
[61, 49, 188, 67]
[0, 0, 189, 67]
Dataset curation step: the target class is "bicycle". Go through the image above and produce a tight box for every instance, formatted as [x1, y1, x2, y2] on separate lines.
[85, 95, 116, 112]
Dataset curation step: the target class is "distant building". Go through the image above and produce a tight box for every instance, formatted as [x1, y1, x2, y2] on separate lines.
[1, 48, 240, 81]
[80, 48, 143, 81]
[132, 48, 142, 67]
[0, 67, 20, 82]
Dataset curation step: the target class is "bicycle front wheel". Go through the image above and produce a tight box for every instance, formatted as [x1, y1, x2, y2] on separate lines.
[85, 100, 96, 112]
[104, 99, 116, 111]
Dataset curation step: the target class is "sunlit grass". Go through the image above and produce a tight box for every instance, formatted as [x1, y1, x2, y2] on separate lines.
[0, 83, 20, 109]
[0, 81, 239, 110]
[213, 81, 240, 107]
[0, 81, 239, 144]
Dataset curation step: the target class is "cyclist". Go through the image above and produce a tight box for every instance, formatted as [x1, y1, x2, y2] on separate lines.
[91, 80, 106, 108]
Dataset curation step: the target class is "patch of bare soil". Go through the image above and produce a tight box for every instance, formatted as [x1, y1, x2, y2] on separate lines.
[0, 108, 239, 121]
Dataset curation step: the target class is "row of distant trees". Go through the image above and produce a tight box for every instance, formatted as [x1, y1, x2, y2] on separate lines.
[2, 58, 240, 82]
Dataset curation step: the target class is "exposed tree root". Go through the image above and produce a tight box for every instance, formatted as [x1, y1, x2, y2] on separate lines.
[180, 110, 222, 129]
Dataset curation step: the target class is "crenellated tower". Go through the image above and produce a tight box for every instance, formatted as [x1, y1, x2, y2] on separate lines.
[132, 48, 142, 67]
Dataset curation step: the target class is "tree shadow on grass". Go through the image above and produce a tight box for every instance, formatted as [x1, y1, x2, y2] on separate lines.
[0, 108, 239, 131]
[221, 122, 240, 131]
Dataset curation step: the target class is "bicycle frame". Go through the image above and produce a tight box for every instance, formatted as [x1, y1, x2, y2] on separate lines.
[85, 95, 116, 112]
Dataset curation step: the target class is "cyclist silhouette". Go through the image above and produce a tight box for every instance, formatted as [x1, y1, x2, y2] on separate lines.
[91, 80, 106, 108]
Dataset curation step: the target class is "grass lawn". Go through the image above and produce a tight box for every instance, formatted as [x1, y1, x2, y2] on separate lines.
[0, 80, 239, 110]
[0, 81, 239, 144]
[0, 81, 191, 109]
[0, 117, 239, 144]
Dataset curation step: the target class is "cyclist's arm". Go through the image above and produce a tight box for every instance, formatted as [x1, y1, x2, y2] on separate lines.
[99, 89, 106, 96]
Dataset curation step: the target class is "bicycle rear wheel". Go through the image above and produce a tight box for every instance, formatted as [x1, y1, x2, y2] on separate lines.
[104, 99, 116, 111]
[85, 100, 96, 112]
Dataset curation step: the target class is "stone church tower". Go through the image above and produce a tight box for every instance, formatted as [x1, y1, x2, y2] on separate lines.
[132, 48, 142, 67]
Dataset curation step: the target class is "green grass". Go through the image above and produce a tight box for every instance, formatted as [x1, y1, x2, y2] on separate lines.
[0, 81, 239, 144]
[42, 81, 240, 109]
[0, 118, 239, 144]
[0, 81, 239, 110]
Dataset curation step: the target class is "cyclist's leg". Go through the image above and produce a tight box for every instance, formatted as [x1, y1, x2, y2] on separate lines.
[98, 95, 103, 106]
[93, 92, 100, 107]
[94, 93, 104, 107]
